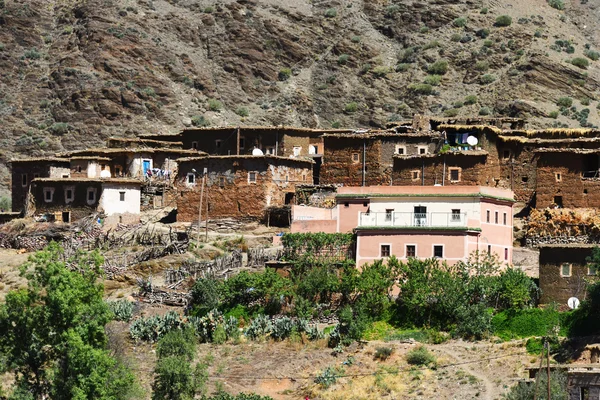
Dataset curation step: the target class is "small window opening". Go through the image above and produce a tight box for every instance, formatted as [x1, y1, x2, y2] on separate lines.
[248, 171, 257, 183]
[522, 176, 528, 183]
[561, 263, 571, 277]
[406, 245, 416, 258]
[381, 245, 390, 257]
[351, 153, 360, 163]
[433, 245, 443, 258]
[554, 196, 563, 208]
[119, 191, 125, 201]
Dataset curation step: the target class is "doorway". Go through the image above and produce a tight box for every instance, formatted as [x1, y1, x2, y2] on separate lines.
[62, 211, 70, 223]
[414, 206, 427, 226]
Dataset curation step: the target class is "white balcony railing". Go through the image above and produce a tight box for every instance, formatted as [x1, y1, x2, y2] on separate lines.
[359, 212, 468, 228]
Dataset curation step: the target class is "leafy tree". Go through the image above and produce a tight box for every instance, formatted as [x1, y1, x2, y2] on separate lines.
[190, 278, 221, 317]
[502, 370, 567, 400]
[0, 243, 136, 399]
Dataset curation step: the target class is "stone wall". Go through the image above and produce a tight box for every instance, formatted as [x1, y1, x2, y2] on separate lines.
[11, 160, 70, 213]
[392, 153, 488, 186]
[320, 137, 387, 186]
[28, 180, 103, 222]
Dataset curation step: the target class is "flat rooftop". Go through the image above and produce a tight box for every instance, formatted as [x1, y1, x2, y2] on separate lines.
[336, 185, 515, 201]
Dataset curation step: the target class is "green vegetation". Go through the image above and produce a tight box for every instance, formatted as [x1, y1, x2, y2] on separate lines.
[324, 8, 337, 18]
[344, 102, 358, 113]
[464, 95, 478, 105]
[374, 346, 394, 361]
[481, 74, 496, 84]
[585, 49, 600, 61]
[191, 115, 210, 127]
[23, 48, 41, 60]
[556, 96, 573, 107]
[419, 26, 429, 34]
[495, 15, 513, 27]
[443, 108, 459, 117]
[450, 33, 462, 42]
[551, 39, 575, 54]
[406, 346, 436, 367]
[548, 0, 565, 10]
[479, 106, 492, 115]
[143, 86, 156, 97]
[502, 370, 567, 400]
[338, 54, 349, 65]
[453, 17, 467, 28]
[549, 110, 559, 119]
[278, 67, 292, 81]
[48, 122, 70, 135]
[424, 74, 441, 86]
[208, 98, 223, 111]
[398, 47, 419, 63]
[475, 61, 489, 71]
[427, 60, 449, 75]
[0, 243, 137, 399]
[395, 63, 410, 72]
[107, 300, 134, 322]
[0, 196, 10, 211]
[408, 83, 433, 95]
[571, 57, 590, 69]
[351, 35, 361, 43]
[235, 107, 249, 117]
[372, 66, 389, 78]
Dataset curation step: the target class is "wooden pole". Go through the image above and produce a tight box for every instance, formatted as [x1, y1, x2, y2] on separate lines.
[205, 176, 209, 242]
[197, 174, 205, 246]
[546, 341, 551, 400]
[533, 343, 544, 400]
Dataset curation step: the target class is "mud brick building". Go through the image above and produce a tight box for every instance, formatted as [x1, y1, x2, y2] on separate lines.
[27, 178, 141, 225]
[538, 245, 598, 304]
[320, 131, 443, 186]
[10, 157, 71, 214]
[175, 155, 313, 221]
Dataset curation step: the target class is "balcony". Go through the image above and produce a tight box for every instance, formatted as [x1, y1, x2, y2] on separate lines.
[358, 211, 469, 228]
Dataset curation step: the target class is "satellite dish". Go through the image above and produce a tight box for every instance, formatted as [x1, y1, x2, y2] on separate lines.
[466, 136, 479, 146]
[100, 170, 111, 179]
[252, 148, 264, 156]
[568, 297, 580, 310]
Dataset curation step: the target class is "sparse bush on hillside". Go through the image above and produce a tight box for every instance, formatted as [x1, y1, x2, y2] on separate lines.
[406, 346, 436, 367]
[548, 0, 565, 10]
[324, 8, 337, 18]
[443, 108, 459, 117]
[475, 61, 489, 71]
[278, 67, 291, 81]
[235, 107, 249, 117]
[549, 110, 559, 119]
[351, 35, 361, 43]
[398, 46, 419, 63]
[556, 97, 573, 107]
[191, 115, 210, 127]
[385, 4, 401, 18]
[450, 33, 462, 42]
[23, 48, 41, 60]
[427, 60, 448, 75]
[337, 54, 349, 65]
[208, 98, 223, 111]
[584, 49, 600, 61]
[423, 40, 440, 50]
[344, 102, 358, 113]
[479, 107, 492, 115]
[419, 26, 430, 34]
[395, 63, 410, 72]
[495, 15, 513, 27]
[424, 74, 441, 86]
[48, 122, 70, 135]
[480, 7, 488, 14]
[464, 95, 478, 105]
[408, 83, 433, 95]
[453, 17, 467, 28]
[480, 74, 496, 84]
[476, 28, 490, 38]
[372, 66, 389, 78]
[571, 57, 590, 69]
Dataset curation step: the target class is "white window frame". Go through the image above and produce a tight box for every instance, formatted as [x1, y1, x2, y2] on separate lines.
[433, 244, 444, 259]
[555, 172, 562, 182]
[395, 145, 406, 155]
[411, 170, 420, 181]
[265, 146, 275, 155]
[43, 187, 55, 203]
[560, 263, 571, 277]
[248, 171, 257, 183]
[406, 244, 417, 258]
[588, 264, 598, 276]
[64, 186, 75, 204]
[417, 146, 428, 155]
[451, 209, 461, 222]
[186, 173, 196, 185]
[293, 146, 302, 156]
[351, 153, 360, 163]
[380, 243, 392, 258]
[86, 187, 97, 205]
[449, 167, 461, 182]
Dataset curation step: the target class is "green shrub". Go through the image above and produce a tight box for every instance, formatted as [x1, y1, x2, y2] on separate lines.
[344, 102, 358, 113]
[23, 48, 41, 60]
[48, 122, 70, 135]
[406, 346, 436, 367]
[419, 26, 429, 34]
[372, 66, 389, 78]
[351, 35, 361, 43]
[427, 60, 449, 75]
[581, 97, 591, 106]
[331, 121, 341, 128]
[156, 328, 197, 360]
[203, 6, 214, 13]
[480, 74, 496, 84]
[535, 29, 543, 38]
[443, 108, 459, 117]
[314, 367, 339, 389]
[585, 49, 600, 61]
[549, 110, 559, 119]
[374, 346, 394, 361]
[235, 107, 249, 117]
[453, 101, 464, 108]
[107, 300, 134, 322]
[244, 315, 272, 340]
[398, 46, 419, 63]
[395, 63, 410, 72]
[337, 54, 349, 65]
[479, 106, 492, 116]
[480, 7, 488, 14]
[191, 115, 210, 127]
[464, 95, 478, 105]
[571, 57, 590, 69]
[143, 87, 156, 97]
[476, 28, 490, 39]
[492, 307, 561, 341]
[190, 278, 221, 316]
[453, 17, 467, 28]
[278, 68, 291, 81]
[423, 40, 440, 50]
[408, 83, 433, 95]
[483, 39, 493, 48]
[455, 304, 493, 340]
[424, 74, 441, 86]
[475, 61, 489, 71]
[212, 324, 227, 344]
[556, 97, 573, 107]
[450, 33, 462, 42]
[385, 4, 401, 18]
[548, 0, 565, 10]
[324, 8, 337, 18]
[525, 337, 545, 354]
[495, 15, 513, 27]
[208, 98, 223, 111]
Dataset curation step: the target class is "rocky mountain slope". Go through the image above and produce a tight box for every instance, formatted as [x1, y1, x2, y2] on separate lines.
[1, 0, 600, 194]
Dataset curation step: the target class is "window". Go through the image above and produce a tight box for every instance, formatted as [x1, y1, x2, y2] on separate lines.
[522, 176, 529, 183]
[285, 175, 289, 183]
[385, 209, 394, 221]
[248, 171, 257, 183]
[449, 168, 460, 182]
[77, 165, 82, 173]
[555, 172, 561, 182]
[302, 174, 306, 182]
[588, 264, 598, 276]
[381, 245, 391, 258]
[65, 187, 74, 203]
[187, 173, 195, 184]
[293, 147, 302, 156]
[503, 149, 511, 159]
[495, 211, 499, 224]
[561, 263, 571, 277]
[87, 188, 96, 204]
[21, 174, 27, 187]
[351, 153, 360, 163]
[239, 137, 245, 149]
[115, 167, 121, 176]
[418, 146, 428, 155]
[191, 141, 198, 150]
[451, 209, 461, 221]
[487, 245, 491, 255]
[313, 145, 319, 154]
[505, 248, 509, 261]
[486, 210, 490, 223]
[504, 212, 507, 225]
[62, 174, 69, 178]
[344, 202, 349, 208]
[43, 188, 54, 203]
[219, 177, 225, 188]
[406, 245, 416, 258]
[411, 170, 420, 181]
[215, 140, 222, 149]
[433, 245, 443, 258]
[395, 145, 406, 155]
[554, 196, 563, 208]
[266, 146, 275, 155]
[119, 191, 125, 202]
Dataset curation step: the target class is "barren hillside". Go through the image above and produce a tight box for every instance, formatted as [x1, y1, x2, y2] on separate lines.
[1, 0, 600, 195]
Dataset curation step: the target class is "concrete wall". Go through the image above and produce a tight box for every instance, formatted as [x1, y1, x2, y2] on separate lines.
[99, 184, 141, 216]
[292, 205, 336, 221]
[479, 199, 514, 263]
[291, 219, 337, 233]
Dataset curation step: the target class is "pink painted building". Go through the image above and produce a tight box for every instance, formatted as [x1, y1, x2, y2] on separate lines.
[293, 186, 515, 266]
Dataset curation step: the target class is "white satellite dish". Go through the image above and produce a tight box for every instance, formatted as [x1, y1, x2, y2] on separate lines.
[100, 170, 111, 179]
[466, 136, 479, 146]
[568, 297, 580, 310]
[252, 148, 264, 156]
